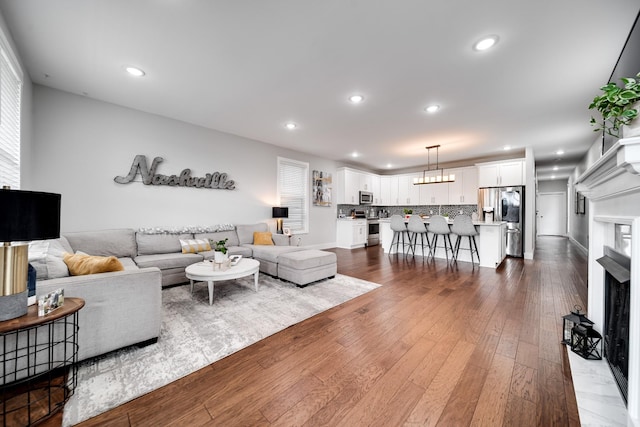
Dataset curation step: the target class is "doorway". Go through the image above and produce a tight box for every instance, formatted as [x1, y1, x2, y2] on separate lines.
[537, 192, 567, 235]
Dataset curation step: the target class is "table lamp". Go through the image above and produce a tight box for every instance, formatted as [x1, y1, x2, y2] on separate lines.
[0, 188, 61, 321]
[272, 207, 288, 234]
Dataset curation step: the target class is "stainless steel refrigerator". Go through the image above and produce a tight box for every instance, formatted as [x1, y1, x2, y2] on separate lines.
[478, 186, 524, 257]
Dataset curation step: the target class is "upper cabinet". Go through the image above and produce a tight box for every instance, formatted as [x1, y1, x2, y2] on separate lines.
[380, 175, 398, 205]
[336, 167, 379, 204]
[398, 173, 420, 205]
[477, 159, 524, 187]
[447, 166, 478, 205]
[418, 171, 449, 205]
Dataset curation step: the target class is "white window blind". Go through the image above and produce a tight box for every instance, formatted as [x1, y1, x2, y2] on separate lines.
[277, 157, 309, 234]
[0, 35, 22, 190]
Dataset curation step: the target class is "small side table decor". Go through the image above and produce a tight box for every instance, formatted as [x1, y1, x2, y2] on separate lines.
[0, 297, 84, 426]
[571, 322, 603, 360]
[561, 305, 593, 345]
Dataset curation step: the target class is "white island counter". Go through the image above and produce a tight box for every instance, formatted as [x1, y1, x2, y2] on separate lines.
[379, 217, 507, 268]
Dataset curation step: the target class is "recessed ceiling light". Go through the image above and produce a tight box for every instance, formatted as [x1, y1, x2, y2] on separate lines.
[473, 35, 499, 51]
[551, 175, 556, 179]
[503, 145, 511, 151]
[386, 163, 392, 168]
[351, 152, 359, 158]
[553, 166, 559, 171]
[125, 66, 145, 77]
[349, 95, 364, 104]
[425, 105, 440, 113]
[285, 122, 297, 130]
[556, 149, 565, 155]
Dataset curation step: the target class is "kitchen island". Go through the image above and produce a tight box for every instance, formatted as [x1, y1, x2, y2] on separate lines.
[379, 217, 507, 268]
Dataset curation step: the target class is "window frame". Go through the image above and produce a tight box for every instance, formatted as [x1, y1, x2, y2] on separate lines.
[0, 27, 23, 190]
[276, 156, 310, 234]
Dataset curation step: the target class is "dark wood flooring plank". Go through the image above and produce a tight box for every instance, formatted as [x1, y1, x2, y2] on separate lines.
[63, 237, 586, 427]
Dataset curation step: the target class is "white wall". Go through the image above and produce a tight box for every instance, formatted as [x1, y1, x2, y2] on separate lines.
[30, 86, 339, 246]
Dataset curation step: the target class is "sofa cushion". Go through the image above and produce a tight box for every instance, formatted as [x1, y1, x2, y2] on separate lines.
[194, 230, 239, 247]
[245, 245, 303, 263]
[136, 233, 192, 255]
[63, 253, 125, 276]
[179, 238, 211, 254]
[134, 253, 203, 270]
[29, 237, 73, 280]
[253, 232, 274, 246]
[236, 223, 268, 245]
[118, 257, 139, 270]
[278, 250, 337, 270]
[64, 229, 137, 259]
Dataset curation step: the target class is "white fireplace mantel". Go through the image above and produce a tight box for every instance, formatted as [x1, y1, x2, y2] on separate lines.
[575, 136, 640, 201]
[574, 135, 640, 424]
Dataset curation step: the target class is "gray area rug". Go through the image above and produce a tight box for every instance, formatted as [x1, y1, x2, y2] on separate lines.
[62, 273, 381, 426]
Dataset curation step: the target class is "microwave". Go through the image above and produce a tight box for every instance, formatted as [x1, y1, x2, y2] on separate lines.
[359, 191, 373, 204]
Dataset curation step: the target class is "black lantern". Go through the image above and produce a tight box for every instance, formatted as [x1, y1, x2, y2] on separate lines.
[571, 323, 602, 360]
[561, 305, 593, 345]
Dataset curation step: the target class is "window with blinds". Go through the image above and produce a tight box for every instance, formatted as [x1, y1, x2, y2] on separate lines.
[0, 34, 22, 190]
[277, 157, 309, 234]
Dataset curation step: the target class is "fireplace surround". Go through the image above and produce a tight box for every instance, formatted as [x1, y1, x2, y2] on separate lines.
[575, 136, 640, 423]
[598, 246, 631, 403]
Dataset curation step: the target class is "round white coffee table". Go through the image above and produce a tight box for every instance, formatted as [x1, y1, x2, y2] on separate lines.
[185, 258, 260, 305]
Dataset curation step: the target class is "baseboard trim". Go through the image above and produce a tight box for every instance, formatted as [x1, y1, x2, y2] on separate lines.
[568, 236, 588, 254]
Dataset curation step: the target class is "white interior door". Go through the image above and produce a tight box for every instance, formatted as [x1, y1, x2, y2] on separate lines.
[537, 192, 567, 236]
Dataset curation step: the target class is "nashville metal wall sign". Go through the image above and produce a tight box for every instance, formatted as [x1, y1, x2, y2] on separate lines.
[114, 155, 236, 190]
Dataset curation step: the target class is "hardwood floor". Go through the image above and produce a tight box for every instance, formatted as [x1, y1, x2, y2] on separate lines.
[49, 236, 588, 426]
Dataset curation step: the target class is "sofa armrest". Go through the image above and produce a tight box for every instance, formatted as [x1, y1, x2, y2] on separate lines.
[272, 234, 290, 246]
[36, 267, 162, 361]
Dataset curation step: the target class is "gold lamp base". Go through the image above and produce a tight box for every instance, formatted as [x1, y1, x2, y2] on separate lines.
[0, 243, 29, 321]
[275, 218, 284, 234]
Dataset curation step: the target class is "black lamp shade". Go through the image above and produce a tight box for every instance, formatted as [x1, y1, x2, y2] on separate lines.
[0, 189, 61, 241]
[272, 207, 289, 219]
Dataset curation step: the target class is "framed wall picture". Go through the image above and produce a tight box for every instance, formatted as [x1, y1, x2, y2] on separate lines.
[576, 192, 585, 214]
[312, 170, 332, 207]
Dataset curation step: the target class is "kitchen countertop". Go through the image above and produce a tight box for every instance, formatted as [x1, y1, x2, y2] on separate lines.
[377, 217, 506, 226]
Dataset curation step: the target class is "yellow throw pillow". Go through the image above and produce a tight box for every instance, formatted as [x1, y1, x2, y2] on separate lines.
[63, 253, 125, 276]
[253, 231, 274, 246]
[179, 238, 212, 254]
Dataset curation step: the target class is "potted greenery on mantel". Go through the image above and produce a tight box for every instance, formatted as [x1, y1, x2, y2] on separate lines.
[589, 72, 640, 138]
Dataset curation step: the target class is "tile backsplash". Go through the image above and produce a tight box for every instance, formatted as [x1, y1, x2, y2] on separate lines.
[337, 204, 478, 219]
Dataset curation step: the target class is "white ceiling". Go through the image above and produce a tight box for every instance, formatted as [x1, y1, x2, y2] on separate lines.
[1, 0, 639, 182]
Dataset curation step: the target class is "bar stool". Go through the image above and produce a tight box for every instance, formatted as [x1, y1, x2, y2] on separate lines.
[427, 215, 454, 262]
[451, 214, 480, 266]
[389, 214, 410, 256]
[407, 215, 430, 257]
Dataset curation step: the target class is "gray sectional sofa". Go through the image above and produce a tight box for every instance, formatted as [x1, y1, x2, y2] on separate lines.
[32, 223, 326, 362]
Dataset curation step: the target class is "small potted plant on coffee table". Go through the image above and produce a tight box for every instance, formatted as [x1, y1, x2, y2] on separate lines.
[212, 238, 228, 263]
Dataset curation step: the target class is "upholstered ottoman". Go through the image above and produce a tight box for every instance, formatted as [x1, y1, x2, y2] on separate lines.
[277, 250, 337, 286]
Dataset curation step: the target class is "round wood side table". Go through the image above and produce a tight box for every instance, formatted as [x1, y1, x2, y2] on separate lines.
[0, 297, 85, 426]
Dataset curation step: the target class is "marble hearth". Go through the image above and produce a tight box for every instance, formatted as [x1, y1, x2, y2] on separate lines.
[575, 136, 640, 425]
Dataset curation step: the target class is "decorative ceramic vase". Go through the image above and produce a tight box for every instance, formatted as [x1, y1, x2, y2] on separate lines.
[214, 251, 227, 263]
[622, 101, 640, 138]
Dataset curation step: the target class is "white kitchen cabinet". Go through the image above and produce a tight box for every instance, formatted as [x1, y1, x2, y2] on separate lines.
[447, 166, 479, 205]
[477, 159, 524, 187]
[380, 175, 398, 205]
[371, 175, 381, 205]
[336, 168, 376, 204]
[336, 219, 367, 249]
[418, 171, 448, 205]
[398, 174, 420, 205]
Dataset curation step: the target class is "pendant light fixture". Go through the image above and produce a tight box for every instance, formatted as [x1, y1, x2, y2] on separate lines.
[413, 145, 455, 185]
